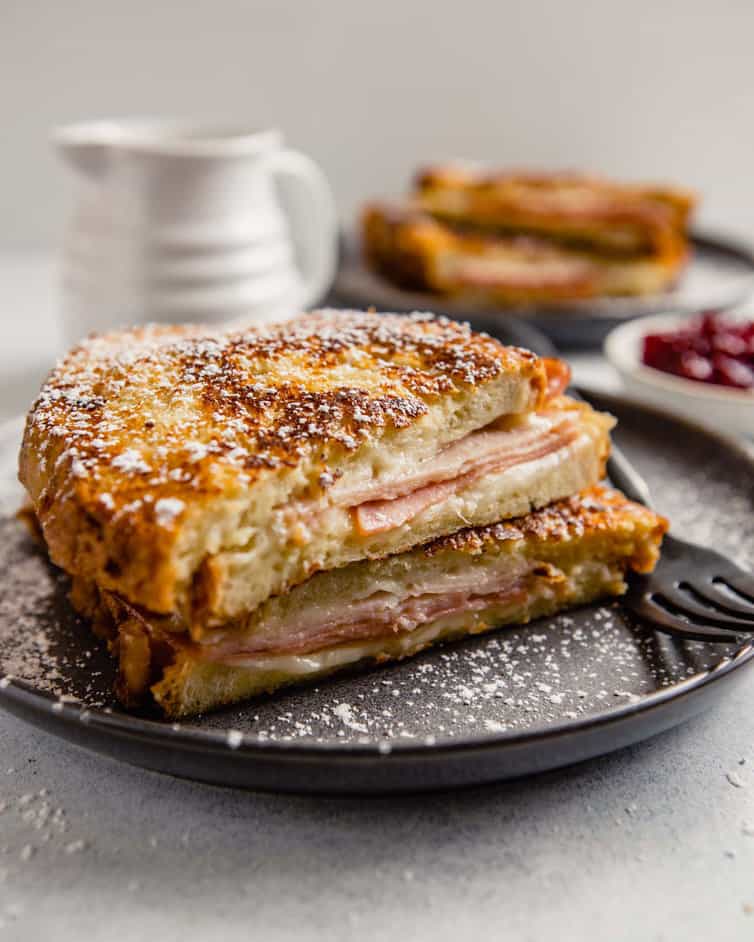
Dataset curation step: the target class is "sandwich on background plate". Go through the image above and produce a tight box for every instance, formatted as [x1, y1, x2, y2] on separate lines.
[19, 310, 666, 717]
[363, 165, 696, 305]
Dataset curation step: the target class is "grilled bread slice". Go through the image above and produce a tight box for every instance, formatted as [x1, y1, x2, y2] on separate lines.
[414, 165, 696, 258]
[363, 203, 688, 303]
[71, 486, 667, 717]
[20, 311, 612, 632]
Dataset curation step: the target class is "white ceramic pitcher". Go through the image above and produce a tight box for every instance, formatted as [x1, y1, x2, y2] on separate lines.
[55, 119, 338, 341]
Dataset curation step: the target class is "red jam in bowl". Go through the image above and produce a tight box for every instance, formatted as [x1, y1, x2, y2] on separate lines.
[642, 312, 754, 390]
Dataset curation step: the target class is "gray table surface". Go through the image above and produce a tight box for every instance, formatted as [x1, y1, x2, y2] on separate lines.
[1, 256, 753, 941]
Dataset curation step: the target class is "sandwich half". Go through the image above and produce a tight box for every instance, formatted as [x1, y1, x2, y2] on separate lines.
[70, 486, 667, 717]
[363, 203, 686, 303]
[19, 311, 612, 632]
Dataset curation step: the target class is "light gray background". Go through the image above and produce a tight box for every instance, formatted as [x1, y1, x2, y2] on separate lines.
[3, 0, 754, 250]
[2, 6, 754, 940]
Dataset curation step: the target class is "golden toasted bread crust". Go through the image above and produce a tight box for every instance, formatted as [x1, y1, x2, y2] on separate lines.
[424, 485, 667, 571]
[20, 310, 547, 615]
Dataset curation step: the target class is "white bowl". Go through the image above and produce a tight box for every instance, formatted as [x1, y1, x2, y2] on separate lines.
[604, 312, 754, 439]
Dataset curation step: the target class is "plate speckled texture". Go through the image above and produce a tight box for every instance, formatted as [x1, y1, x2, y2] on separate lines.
[1, 389, 753, 794]
[333, 232, 754, 349]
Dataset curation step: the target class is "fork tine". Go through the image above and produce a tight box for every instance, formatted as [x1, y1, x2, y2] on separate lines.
[720, 570, 754, 603]
[627, 591, 743, 643]
[658, 586, 754, 629]
[688, 581, 754, 617]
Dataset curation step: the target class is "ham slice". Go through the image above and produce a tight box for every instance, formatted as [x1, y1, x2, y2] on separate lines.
[198, 553, 535, 664]
[354, 477, 460, 535]
[353, 420, 578, 535]
[338, 413, 557, 507]
[304, 362, 573, 539]
[202, 577, 532, 665]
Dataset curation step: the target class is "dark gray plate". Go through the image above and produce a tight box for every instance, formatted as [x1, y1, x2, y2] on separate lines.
[1, 391, 753, 795]
[332, 231, 754, 349]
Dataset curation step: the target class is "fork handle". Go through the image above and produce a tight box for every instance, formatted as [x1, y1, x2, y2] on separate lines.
[607, 445, 654, 508]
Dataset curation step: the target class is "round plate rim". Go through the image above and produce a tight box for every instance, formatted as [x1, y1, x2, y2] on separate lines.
[1, 390, 754, 782]
[1, 639, 753, 764]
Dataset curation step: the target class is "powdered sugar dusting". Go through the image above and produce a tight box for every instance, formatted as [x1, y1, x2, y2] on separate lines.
[20, 311, 530, 544]
[110, 449, 151, 475]
[154, 497, 185, 527]
[0, 520, 111, 707]
[333, 702, 368, 734]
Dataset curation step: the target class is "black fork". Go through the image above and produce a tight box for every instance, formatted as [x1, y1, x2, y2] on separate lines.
[608, 445, 754, 643]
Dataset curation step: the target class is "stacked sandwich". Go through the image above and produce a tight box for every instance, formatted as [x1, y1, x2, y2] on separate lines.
[19, 311, 666, 717]
[363, 165, 696, 305]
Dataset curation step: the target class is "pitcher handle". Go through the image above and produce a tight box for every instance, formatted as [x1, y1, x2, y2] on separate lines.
[265, 149, 338, 310]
